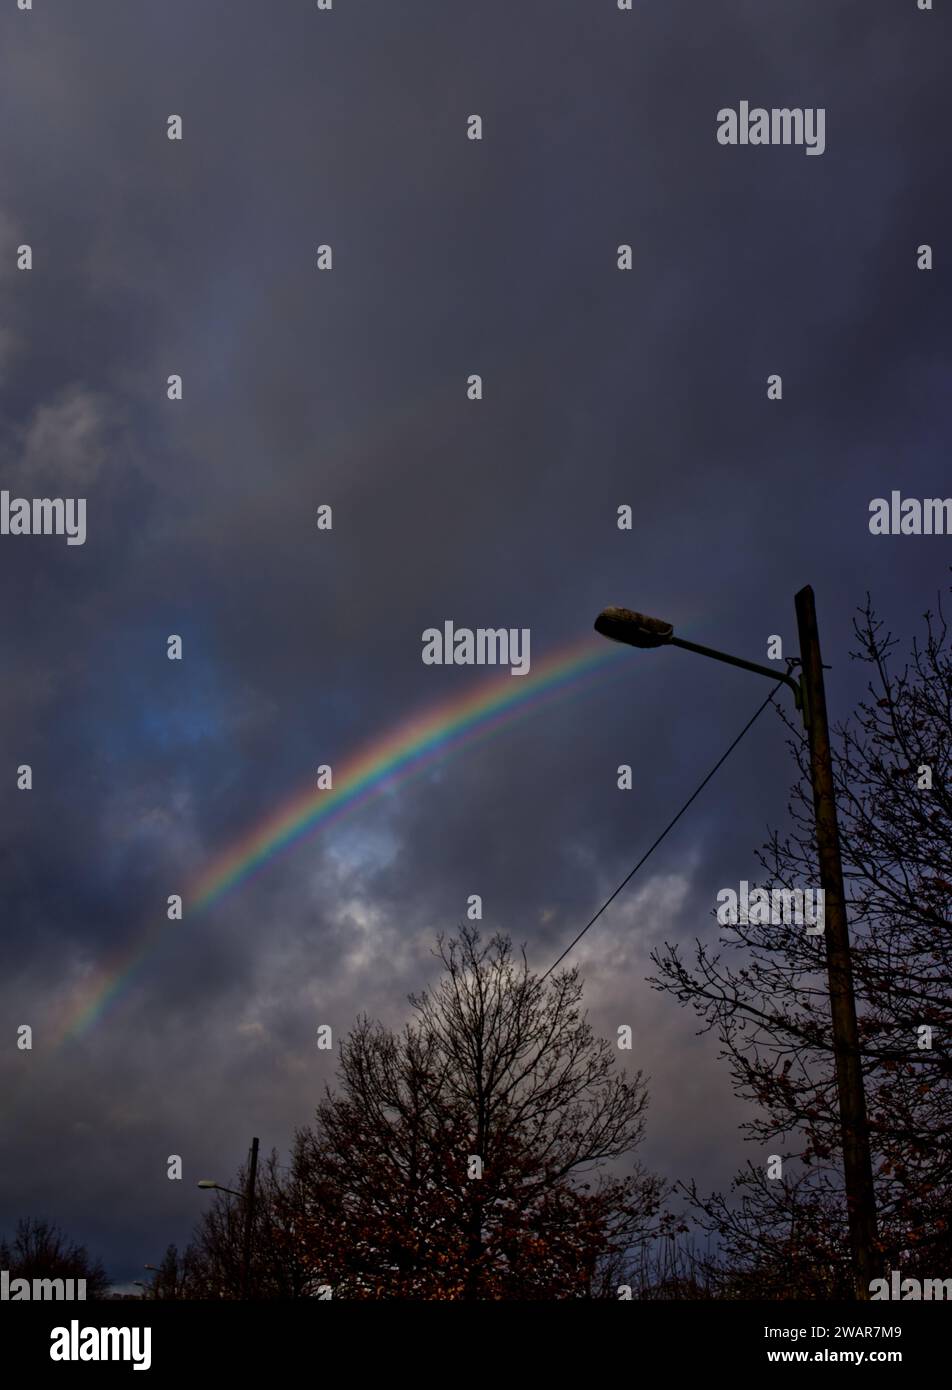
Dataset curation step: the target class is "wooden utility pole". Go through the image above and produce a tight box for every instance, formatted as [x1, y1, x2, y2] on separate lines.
[240, 1136, 259, 1301]
[795, 586, 879, 1298]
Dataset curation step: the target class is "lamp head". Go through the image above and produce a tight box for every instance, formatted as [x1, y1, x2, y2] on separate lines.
[594, 606, 674, 649]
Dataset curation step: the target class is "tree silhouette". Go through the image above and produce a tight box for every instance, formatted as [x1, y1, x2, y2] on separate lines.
[185, 926, 661, 1299]
[0, 1218, 109, 1298]
[288, 926, 661, 1298]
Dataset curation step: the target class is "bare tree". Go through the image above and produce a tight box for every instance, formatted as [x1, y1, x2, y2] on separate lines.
[0, 1217, 110, 1298]
[283, 926, 662, 1298]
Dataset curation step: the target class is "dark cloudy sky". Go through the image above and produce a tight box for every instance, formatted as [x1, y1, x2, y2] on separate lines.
[1, 0, 950, 1287]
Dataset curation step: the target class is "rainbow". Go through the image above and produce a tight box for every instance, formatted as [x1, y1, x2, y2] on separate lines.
[54, 634, 629, 1044]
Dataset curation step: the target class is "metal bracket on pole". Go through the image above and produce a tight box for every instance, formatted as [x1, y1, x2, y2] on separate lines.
[670, 636, 809, 727]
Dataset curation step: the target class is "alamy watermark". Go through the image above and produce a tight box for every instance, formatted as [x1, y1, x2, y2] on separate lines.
[870, 1270, 952, 1300]
[422, 621, 530, 676]
[0, 491, 86, 545]
[1, 1269, 86, 1300]
[717, 880, 825, 934]
[869, 493, 952, 535]
[717, 102, 826, 156]
[50, 1321, 151, 1371]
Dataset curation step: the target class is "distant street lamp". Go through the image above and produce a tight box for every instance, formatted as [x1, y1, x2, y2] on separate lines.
[594, 587, 879, 1299]
[197, 1137, 260, 1300]
[197, 1180, 243, 1198]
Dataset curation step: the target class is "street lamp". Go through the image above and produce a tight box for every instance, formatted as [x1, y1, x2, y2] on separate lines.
[197, 1180, 243, 1198]
[197, 1137, 259, 1300]
[594, 587, 879, 1299]
[594, 606, 805, 715]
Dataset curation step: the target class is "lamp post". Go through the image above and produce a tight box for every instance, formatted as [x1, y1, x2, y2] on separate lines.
[594, 587, 879, 1299]
[197, 1135, 260, 1300]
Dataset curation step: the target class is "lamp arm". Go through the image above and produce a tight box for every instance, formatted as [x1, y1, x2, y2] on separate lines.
[670, 636, 805, 722]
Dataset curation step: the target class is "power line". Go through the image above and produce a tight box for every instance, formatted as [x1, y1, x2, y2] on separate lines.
[540, 681, 785, 981]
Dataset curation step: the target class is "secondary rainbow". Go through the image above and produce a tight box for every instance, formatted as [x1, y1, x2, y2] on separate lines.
[54, 633, 627, 1044]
